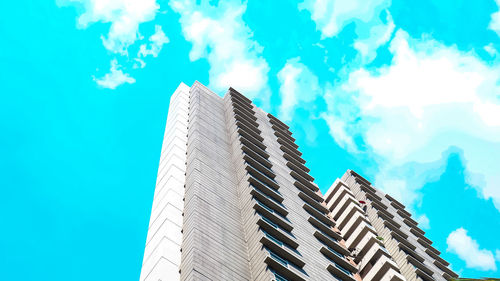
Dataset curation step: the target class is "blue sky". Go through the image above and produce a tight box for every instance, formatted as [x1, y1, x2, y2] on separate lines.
[1, 0, 500, 280]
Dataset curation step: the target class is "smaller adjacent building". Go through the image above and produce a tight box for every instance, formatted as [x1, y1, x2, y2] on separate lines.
[324, 170, 459, 281]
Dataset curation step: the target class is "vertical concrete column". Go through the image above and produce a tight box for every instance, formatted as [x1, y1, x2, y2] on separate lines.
[140, 83, 190, 281]
[180, 83, 251, 281]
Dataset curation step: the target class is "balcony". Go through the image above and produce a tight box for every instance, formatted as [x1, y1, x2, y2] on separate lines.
[308, 216, 341, 240]
[279, 145, 304, 163]
[277, 135, 299, 150]
[404, 218, 419, 228]
[283, 153, 309, 172]
[274, 128, 296, 143]
[331, 195, 360, 221]
[336, 203, 365, 231]
[232, 104, 257, 122]
[327, 188, 357, 217]
[371, 199, 390, 212]
[271, 123, 293, 137]
[237, 128, 264, 147]
[320, 246, 357, 273]
[287, 162, 314, 182]
[239, 135, 268, 157]
[241, 145, 272, 168]
[344, 220, 377, 249]
[264, 249, 307, 281]
[303, 202, 335, 227]
[342, 214, 373, 241]
[408, 256, 435, 280]
[394, 205, 412, 218]
[234, 110, 259, 129]
[415, 268, 435, 281]
[354, 234, 385, 262]
[290, 170, 319, 192]
[250, 186, 287, 216]
[269, 268, 290, 281]
[283, 152, 306, 165]
[383, 220, 406, 238]
[235, 120, 261, 138]
[246, 165, 279, 190]
[231, 96, 254, 112]
[410, 226, 425, 236]
[385, 194, 405, 209]
[298, 191, 327, 213]
[349, 170, 372, 185]
[257, 214, 298, 247]
[313, 228, 350, 256]
[268, 113, 290, 130]
[390, 230, 412, 249]
[399, 242, 425, 263]
[248, 175, 282, 202]
[425, 248, 448, 266]
[377, 210, 400, 229]
[244, 155, 276, 179]
[229, 88, 252, 104]
[326, 261, 356, 281]
[295, 181, 323, 203]
[260, 231, 304, 267]
[361, 255, 403, 281]
[254, 199, 293, 232]
[364, 191, 383, 203]
[433, 259, 458, 279]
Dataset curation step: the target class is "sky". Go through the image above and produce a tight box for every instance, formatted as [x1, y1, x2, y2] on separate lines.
[1, 0, 499, 280]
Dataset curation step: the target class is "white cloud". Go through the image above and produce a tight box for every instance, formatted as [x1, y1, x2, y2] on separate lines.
[94, 59, 135, 89]
[490, 0, 500, 36]
[170, 0, 270, 101]
[58, 0, 160, 54]
[321, 29, 500, 212]
[138, 25, 169, 58]
[447, 228, 497, 271]
[277, 57, 321, 121]
[299, 0, 394, 62]
[57, 0, 167, 88]
[416, 214, 430, 230]
[484, 43, 498, 57]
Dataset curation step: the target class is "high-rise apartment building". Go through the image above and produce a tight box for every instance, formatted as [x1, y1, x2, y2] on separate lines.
[324, 172, 459, 281]
[140, 82, 458, 281]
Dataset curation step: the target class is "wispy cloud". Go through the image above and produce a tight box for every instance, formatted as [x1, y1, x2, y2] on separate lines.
[490, 0, 500, 36]
[94, 59, 135, 89]
[321, 30, 500, 212]
[299, 0, 394, 63]
[138, 25, 169, 59]
[58, 0, 166, 88]
[59, 0, 160, 54]
[277, 57, 321, 121]
[169, 0, 270, 102]
[447, 228, 497, 271]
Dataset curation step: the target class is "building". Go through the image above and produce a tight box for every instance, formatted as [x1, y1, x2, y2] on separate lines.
[139, 82, 458, 281]
[324, 171, 459, 281]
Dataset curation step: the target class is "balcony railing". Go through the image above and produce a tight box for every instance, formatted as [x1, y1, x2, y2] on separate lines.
[244, 157, 276, 179]
[303, 202, 334, 228]
[242, 146, 272, 168]
[283, 153, 309, 172]
[250, 185, 287, 214]
[247, 165, 279, 189]
[290, 170, 319, 192]
[239, 135, 268, 157]
[294, 181, 323, 203]
[308, 216, 341, 241]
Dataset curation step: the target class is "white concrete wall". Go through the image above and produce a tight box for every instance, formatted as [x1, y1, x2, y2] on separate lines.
[140, 83, 190, 281]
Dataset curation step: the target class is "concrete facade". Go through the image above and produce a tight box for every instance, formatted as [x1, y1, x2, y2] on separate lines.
[140, 82, 457, 281]
[324, 171, 459, 281]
